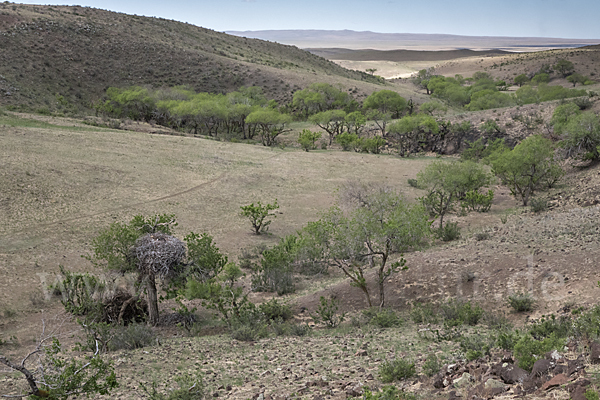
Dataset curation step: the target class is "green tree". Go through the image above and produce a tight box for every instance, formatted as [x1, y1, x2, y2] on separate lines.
[363, 90, 408, 119]
[554, 59, 575, 77]
[245, 109, 292, 146]
[550, 102, 581, 134]
[240, 200, 279, 234]
[388, 114, 439, 156]
[344, 111, 367, 135]
[560, 112, 600, 163]
[418, 160, 492, 229]
[298, 129, 322, 151]
[292, 83, 350, 117]
[531, 73, 550, 85]
[514, 74, 530, 87]
[419, 101, 448, 116]
[488, 135, 563, 206]
[184, 232, 228, 283]
[297, 187, 430, 307]
[309, 109, 347, 145]
[567, 73, 588, 87]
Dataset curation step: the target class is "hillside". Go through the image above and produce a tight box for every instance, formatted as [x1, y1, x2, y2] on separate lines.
[0, 3, 381, 111]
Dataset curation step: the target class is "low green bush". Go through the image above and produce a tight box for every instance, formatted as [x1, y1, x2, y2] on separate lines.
[362, 385, 419, 400]
[110, 323, 156, 351]
[528, 314, 571, 340]
[410, 303, 439, 324]
[440, 299, 483, 327]
[514, 333, 565, 371]
[259, 298, 293, 321]
[436, 222, 461, 242]
[422, 354, 442, 377]
[379, 359, 416, 383]
[364, 308, 401, 328]
[141, 374, 204, 400]
[460, 333, 494, 360]
[530, 197, 548, 213]
[312, 296, 345, 328]
[507, 292, 536, 312]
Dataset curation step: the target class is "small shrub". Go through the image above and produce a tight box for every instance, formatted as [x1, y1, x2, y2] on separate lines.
[496, 329, 525, 351]
[530, 197, 548, 213]
[141, 373, 204, 400]
[407, 178, 420, 188]
[259, 298, 293, 321]
[288, 323, 311, 337]
[240, 200, 279, 235]
[528, 314, 571, 340]
[474, 232, 491, 241]
[585, 389, 600, 400]
[508, 292, 536, 312]
[461, 189, 494, 213]
[379, 358, 416, 383]
[422, 354, 442, 377]
[513, 333, 565, 371]
[460, 333, 494, 360]
[410, 303, 439, 324]
[109, 323, 156, 351]
[312, 296, 345, 328]
[573, 304, 600, 339]
[362, 385, 418, 400]
[440, 299, 483, 327]
[436, 222, 461, 242]
[366, 308, 401, 328]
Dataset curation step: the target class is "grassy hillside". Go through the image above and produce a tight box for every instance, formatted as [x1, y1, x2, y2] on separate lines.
[0, 3, 381, 112]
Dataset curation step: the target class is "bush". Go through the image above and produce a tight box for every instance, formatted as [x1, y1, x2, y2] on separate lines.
[288, 323, 311, 337]
[410, 303, 439, 324]
[142, 374, 204, 400]
[335, 132, 359, 151]
[528, 314, 571, 340]
[585, 389, 600, 400]
[508, 292, 536, 312]
[513, 333, 565, 371]
[436, 222, 461, 242]
[365, 308, 401, 328]
[312, 296, 345, 328]
[422, 354, 442, 377]
[298, 129, 322, 151]
[573, 304, 600, 339]
[362, 385, 419, 400]
[240, 200, 279, 235]
[407, 178, 420, 188]
[251, 238, 296, 295]
[379, 359, 416, 383]
[529, 197, 548, 213]
[259, 298, 293, 321]
[109, 323, 156, 351]
[56, 266, 105, 318]
[461, 189, 494, 213]
[496, 329, 525, 351]
[439, 299, 483, 327]
[460, 333, 494, 360]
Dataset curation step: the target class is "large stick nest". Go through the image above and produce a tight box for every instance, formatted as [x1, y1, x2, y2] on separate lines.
[133, 232, 186, 279]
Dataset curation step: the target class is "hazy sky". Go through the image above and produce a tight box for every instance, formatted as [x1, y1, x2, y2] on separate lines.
[19, 0, 600, 39]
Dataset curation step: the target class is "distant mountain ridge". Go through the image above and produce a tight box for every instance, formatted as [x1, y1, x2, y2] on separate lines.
[227, 30, 600, 51]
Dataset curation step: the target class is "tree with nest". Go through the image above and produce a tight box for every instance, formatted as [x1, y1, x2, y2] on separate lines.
[133, 232, 186, 326]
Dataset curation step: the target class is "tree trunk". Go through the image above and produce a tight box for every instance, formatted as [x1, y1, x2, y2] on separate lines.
[146, 274, 159, 326]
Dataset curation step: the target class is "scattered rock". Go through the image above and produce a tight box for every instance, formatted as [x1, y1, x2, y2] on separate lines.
[453, 372, 473, 388]
[531, 359, 554, 377]
[541, 373, 568, 390]
[484, 378, 506, 390]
